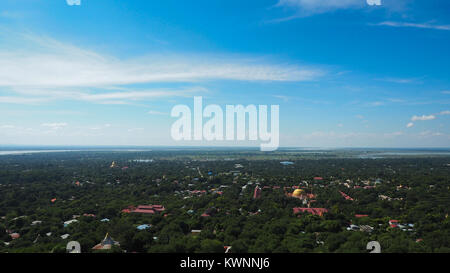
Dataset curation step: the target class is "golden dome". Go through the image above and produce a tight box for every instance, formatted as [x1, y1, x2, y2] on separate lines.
[292, 189, 304, 197]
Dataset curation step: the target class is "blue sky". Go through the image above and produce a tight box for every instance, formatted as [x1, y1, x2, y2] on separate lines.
[0, 0, 449, 147]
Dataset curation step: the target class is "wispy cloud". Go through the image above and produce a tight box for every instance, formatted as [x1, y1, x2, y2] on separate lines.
[148, 110, 168, 115]
[0, 34, 324, 89]
[127, 128, 144, 132]
[2, 86, 205, 105]
[374, 21, 450, 31]
[274, 0, 365, 18]
[367, 101, 385, 107]
[41, 123, 68, 130]
[378, 77, 422, 84]
[272, 95, 290, 102]
[0, 11, 26, 19]
[418, 131, 444, 137]
[406, 110, 450, 129]
[411, 114, 436, 121]
[0, 33, 325, 105]
[0, 96, 48, 105]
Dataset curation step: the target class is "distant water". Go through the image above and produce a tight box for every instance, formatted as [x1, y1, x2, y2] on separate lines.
[358, 151, 450, 159]
[280, 161, 294, 165]
[0, 150, 79, 156]
[132, 159, 154, 163]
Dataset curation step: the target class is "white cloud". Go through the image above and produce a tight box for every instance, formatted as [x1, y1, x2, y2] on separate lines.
[406, 111, 448, 129]
[66, 0, 81, 6]
[366, 0, 381, 6]
[368, 101, 385, 107]
[41, 123, 68, 130]
[0, 33, 325, 105]
[276, 0, 364, 14]
[375, 21, 450, 31]
[127, 128, 144, 132]
[0, 125, 15, 129]
[273, 95, 290, 102]
[384, 131, 403, 137]
[1, 86, 206, 105]
[148, 110, 168, 115]
[0, 34, 324, 89]
[379, 77, 420, 84]
[0, 96, 48, 105]
[411, 115, 436, 121]
[419, 131, 444, 137]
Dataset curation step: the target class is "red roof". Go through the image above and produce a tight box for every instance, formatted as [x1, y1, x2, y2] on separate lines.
[201, 213, 210, 217]
[253, 186, 262, 199]
[313, 177, 323, 181]
[123, 205, 165, 214]
[132, 209, 155, 214]
[355, 214, 369, 218]
[339, 191, 354, 201]
[83, 213, 96, 217]
[293, 207, 328, 216]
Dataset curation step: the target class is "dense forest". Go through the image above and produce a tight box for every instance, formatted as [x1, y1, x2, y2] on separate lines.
[0, 150, 449, 253]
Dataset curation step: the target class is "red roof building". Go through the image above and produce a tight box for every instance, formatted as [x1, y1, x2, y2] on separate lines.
[293, 207, 328, 216]
[339, 191, 354, 201]
[389, 219, 399, 227]
[253, 186, 262, 199]
[313, 177, 324, 181]
[355, 214, 369, 218]
[122, 205, 165, 214]
[83, 213, 96, 217]
[10, 233, 20, 239]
